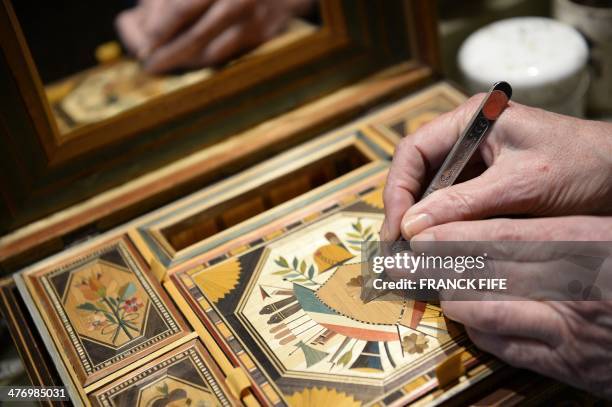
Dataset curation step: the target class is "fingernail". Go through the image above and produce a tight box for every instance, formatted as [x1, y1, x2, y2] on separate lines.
[409, 232, 435, 253]
[411, 232, 436, 242]
[401, 213, 432, 239]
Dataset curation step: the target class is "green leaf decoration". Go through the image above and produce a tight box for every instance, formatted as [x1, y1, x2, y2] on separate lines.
[365, 233, 374, 241]
[300, 261, 306, 273]
[292, 257, 298, 269]
[77, 302, 98, 312]
[349, 245, 361, 251]
[103, 312, 117, 324]
[346, 232, 362, 239]
[157, 382, 169, 396]
[366, 241, 379, 258]
[275, 257, 289, 268]
[354, 220, 362, 232]
[272, 269, 293, 275]
[364, 226, 372, 235]
[112, 326, 121, 343]
[308, 265, 315, 279]
[293, 278, 309, 283]
[97, 287, 106, 297]
[296, 341, 329, 368]
[337, 349, 353, 367]
[347, 240, 363, 245]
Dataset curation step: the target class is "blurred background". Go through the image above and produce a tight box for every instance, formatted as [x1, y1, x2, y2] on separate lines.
[2, 0, 611, 399]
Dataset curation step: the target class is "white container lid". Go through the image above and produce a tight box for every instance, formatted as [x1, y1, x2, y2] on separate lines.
[459, 17, 588, 106]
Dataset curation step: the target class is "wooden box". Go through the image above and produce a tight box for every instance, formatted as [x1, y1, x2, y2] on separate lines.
[0, 1, 573, 405]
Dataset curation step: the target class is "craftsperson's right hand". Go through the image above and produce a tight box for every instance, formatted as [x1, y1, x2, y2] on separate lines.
[381, 96, 612, 241]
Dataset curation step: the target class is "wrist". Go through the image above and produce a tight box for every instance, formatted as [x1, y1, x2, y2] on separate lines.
[586, 120, 612, 214]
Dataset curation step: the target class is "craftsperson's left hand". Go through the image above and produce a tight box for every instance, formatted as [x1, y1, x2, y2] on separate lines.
[116, 0, 315, 73]
[410, 215, 612, 399]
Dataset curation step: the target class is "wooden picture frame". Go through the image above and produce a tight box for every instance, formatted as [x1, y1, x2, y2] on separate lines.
[0, 0, 439, 239]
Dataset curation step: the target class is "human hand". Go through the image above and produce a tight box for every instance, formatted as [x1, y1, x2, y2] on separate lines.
[116, 0, 315, 73]
[381, 96, 612, 241]
[409, 215, 612, 399]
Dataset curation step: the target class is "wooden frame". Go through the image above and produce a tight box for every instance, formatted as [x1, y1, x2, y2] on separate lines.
[0, 0, 440, 241]
[0, 278, 70, 407]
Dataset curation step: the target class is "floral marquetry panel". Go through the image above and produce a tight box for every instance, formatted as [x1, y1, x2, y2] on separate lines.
[90, 340, 235, 407]
[18, 236, 190, 390]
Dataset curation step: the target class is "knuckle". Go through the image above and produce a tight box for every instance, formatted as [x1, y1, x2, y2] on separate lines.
[493, 219, 523, 241]
[394, 137, 413, 157]
[502, 342, 530, 367]
[441, 189, 477, 219]
[474, 304, 503, 332]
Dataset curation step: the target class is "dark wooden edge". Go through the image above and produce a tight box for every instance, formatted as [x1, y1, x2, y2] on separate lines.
[0, 277, 70, 406]
[437, 364, 595, 406]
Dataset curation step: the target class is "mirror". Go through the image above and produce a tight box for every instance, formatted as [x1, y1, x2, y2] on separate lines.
[1, 0, 428, 236]
[13, 0, 322, 135]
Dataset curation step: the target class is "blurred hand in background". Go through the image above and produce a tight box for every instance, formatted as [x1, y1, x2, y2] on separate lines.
[116, 0, 316, 73]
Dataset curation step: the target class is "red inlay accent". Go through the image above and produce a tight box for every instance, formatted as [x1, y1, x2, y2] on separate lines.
[482, 90, 509, 120]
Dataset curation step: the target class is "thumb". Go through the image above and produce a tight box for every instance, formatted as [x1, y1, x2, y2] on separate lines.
[400, 167, 510, 239]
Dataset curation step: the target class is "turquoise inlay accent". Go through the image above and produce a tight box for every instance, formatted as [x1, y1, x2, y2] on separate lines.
[293, 283, 336, 315]
[356, 130, 392, 160]
[137, 227, 172, 267]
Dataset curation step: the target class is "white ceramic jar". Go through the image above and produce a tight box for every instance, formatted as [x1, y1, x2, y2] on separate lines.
[458, 17, 589, 116]
[554, 0, 612, 115]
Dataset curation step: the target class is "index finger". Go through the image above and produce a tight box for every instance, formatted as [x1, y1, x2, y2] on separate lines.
[381, 95, 483, 240]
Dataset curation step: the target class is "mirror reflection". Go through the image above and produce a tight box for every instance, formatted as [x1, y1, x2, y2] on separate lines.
[14, 0, 321, 134]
